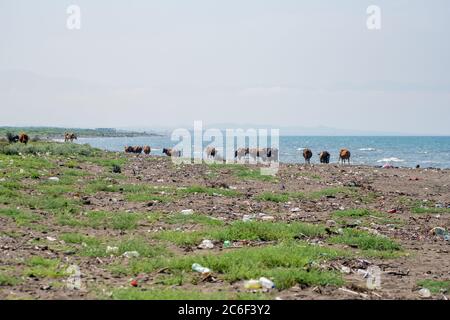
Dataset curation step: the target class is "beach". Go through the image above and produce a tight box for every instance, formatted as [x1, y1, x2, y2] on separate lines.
[1, 143, 449, 300]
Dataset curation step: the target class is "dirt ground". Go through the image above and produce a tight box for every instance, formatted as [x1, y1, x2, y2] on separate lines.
[1, 153, 449, 300]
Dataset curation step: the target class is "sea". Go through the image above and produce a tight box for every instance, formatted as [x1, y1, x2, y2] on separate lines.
[74, 136, 450, 169]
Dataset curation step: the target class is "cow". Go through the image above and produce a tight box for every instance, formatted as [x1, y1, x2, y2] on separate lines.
[339, 149, 351, 164]
[19, 133, 29, 145]
[303, 148, 313, 164]
[64, 132, 77, 142]
[124, 146, 134, 153]
[143, 146, 151, 155]
[319, 151, 330, 164]
[162, 148, 181, 157]
[248, 148, 260, 162]
[258, 147, 276, 162]
[205, 147, 216, 159]
[124, 146, 143, 154]
[234, 148, 248, 161]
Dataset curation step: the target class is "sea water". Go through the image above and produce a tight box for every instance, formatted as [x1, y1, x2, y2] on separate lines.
[75, 136, 450, 169]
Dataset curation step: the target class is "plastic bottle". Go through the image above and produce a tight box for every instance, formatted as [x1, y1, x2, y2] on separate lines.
[244, 279, 262, 289]
[223, 240, 232, 248]
[259, 277, 275, 289]
[192, 263, 211, 274]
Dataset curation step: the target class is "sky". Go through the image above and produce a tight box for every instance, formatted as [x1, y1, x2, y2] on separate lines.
[0, 0, 449, 134]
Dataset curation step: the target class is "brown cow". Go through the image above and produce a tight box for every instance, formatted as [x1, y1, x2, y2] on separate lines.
[124, 146, 134, 153]
[339, 149, 351, 164]
[143, 146, 151, 155]
[319, 151, 330, 164]
[303, 148, 313, 164]
[19, 133, 29, 145]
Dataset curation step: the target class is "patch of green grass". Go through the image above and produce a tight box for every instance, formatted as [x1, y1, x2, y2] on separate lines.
[329, 229, 401, 251]
[417, 279, 450, 294]
[153, 221, 326, 246]
[23, 257, 66, 278]
[84, 211, 141, 230]
[177, 185, 240, 197]
[0, 272, 21, 286]
[163, 213, 224, 226]
[0, 208, 40, 226]
[23, 194, 80, 213]
[125, 193, 171, 203]
[210, 221, 325, 242]
[332, 209, 379, 218]
[208, 163, 276, 182]
[412, 207, 450, 214]
[60, 233, 100, 246]
[81, 237, 170, 258]
[112, 288, 268, 300]
[1, 142, 99, 157]
[112, 242, 345, 290]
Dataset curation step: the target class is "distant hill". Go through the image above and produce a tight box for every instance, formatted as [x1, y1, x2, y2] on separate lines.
[0, 127, 163, 139]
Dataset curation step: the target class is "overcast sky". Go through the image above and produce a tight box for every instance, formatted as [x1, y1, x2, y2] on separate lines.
[1, 0, 449, 134]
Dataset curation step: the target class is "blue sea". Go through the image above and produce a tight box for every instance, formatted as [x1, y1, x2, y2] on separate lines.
[74, 136, 450, 169]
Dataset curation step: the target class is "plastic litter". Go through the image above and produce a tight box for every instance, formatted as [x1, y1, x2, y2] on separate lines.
[106, 246, 119, 254]
[223, 240, 232, 248]
[387, 209, 397, 214]
[181, 209, 194, 215]
[242, 214, 255, 222]
[48, 177, 60, 182]
[244, 279, 262, 290]
[419, 288, 431, 298]
[192, 263, 211, 274]
[198, 239, 214, 249]
[259, 277, 275, 289]
[122, 251, 140, 258]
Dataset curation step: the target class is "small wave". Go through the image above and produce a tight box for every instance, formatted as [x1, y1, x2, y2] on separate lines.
[377, 157, 405, 163]
[359, 148, 376, 151]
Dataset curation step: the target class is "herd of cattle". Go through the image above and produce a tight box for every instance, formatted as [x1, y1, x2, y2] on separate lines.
[8, 133, 30, 144]
[7, 131, 351, 164]
[124, 145, 351, 164]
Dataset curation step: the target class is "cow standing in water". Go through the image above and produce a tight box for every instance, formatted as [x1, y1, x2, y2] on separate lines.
[339, 149, 351, 164]
[303, 148, 313, 164]
[319, 151, 330, 164]
[143, 146, 151, 155]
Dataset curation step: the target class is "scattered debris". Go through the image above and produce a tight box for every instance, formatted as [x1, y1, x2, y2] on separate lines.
[180, 209, 194, 215]
[122, 251, 140, 258]
[106, 246, 119, 254]
[192, 263, 211, 275]
[198, 239, 214, 249]
[48, 177, 60, 182]
[418, 288, 431, 298]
